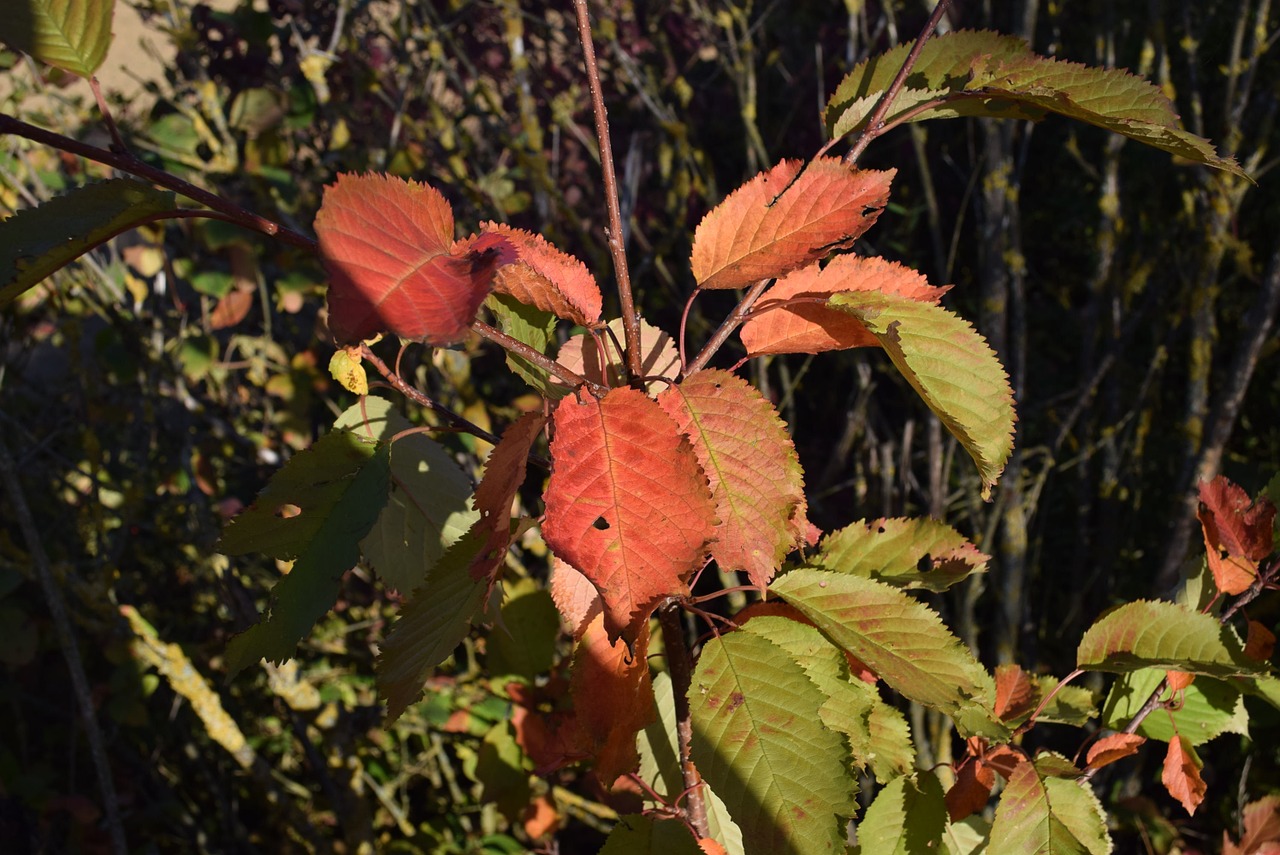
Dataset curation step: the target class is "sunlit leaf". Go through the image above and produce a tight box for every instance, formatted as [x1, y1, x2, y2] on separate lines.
[1, 179, 176, 308]
[690, 630, 856, 855]
[543, 388, 716, 644]
[1100, 667, 1247, 746]
[220, 429, 392, 675]
[988, 761, 1111, 854]
[315, 173, 516, 345]
[658, 370, 806, 588]
[1197, 475, 1276, 595]
[486, 292, 562, 396]
[811, 517, 989, 592]
[555, 317, 679, 395]
[691, 159, 894, 291]
[481, 221, 602, 326]
[5, 0, 115, 77]
[1076, 600, 1264, 678]
[1162, 736, 1206, 815]
[1084, 733, 1145, 771]
[828, 291, 1015, 499]
[549, 557, 602, 639]
[859, 773, 948, 855]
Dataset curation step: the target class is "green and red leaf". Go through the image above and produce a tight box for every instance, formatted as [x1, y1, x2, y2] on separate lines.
[739, 255, 950, 356]
[1076, 600, 1264, 678]
[988, 761, 1110, 853]
[542, 387, 716, 643]
[690, 159, 894, 291]
[316, 173, 515, 345]
[658, 370, 806, 588]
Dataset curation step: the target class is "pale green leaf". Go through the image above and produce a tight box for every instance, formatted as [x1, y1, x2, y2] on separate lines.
[1, 178, 176, 308]
[636, 672, 746, 855]
[856, 772, 947, 855]
[220, 430, 392, 675]
[988, 762, 1111, 854]
[599, 815, 703, 855]
[6, 0, 115, 77]
[485, 292, 564, 397]
[813, 517, 989, 592]
[1101, 668, 1247, 746]
[828, 291, 1014, 499]
[377, 527, 489, 721]
[943, 815, 991, 855]
[690, 630, 857, 855]
[334, 396, 477, 593]
[770, 568, 1001, 737]
[1076, 600, 1264, 678]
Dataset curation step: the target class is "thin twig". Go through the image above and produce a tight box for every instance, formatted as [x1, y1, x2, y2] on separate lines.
[845, 0, 953, 165]
[471, 320, 607, 397]
[657, 603, 711, 839]
[88, 76, 127, 152]
[0, 435, 128, 855]
[684, 279, 772, 376]
[0, 112, 316, 251]
[571, 0, 644, 386]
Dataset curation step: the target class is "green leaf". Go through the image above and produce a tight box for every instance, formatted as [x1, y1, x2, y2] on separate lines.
[486, 579, 559, 681]
[1032, 677, 1098, 727]
[988, 762, 1111, 855]
[942, 815, 991, 855]
[473, 721, 532, 822]
[484, 292, 564, 397]
[770, 568, 1001, 737]
[6, 0, 115, 77]
[636, 672, 745, 855]
[828, 291, 1014, 499]
[0, 178, 176, 308]
[377, 527, 489, 721]
[220, 429, 392, 675]
[812, 518, 989, 592]
[690, 630, 857, 855]
[825, 29, 1244, 177]
[1076, 600, 1264, 678]
[1101, 668, 1247, 746]
[857, 773, 947, 855]
[599, 815, 704, 855]
[334, 396, 477, 593]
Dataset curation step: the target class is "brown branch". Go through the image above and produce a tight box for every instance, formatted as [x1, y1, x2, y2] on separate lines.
[571, 0, 644, 387]
[657, 603, 710, 839]
[684, 279, 772, 376]
[471, 320, 607, 397]
[844, 0, 953, 165]
[0, 112, 317, 251]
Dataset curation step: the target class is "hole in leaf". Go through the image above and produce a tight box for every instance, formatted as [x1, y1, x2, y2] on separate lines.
[274, 503, 302, 519]
[917, 554, 932, 573]
[592, 515, 611, 531]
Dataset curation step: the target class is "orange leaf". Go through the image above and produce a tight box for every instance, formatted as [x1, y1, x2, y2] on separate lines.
[316, 173, 515, 345]
[945, 758, 995, 822]
[698, 839, 730, 855]
[542, 387, 717, 643]
[522, 795, 560, 839]
[658, 370, 807, 588]
[1246, 620, 1277, 662]
[993, 663, 1036, 721]
[210, 285, 255, 330]
[1225, 795, 1280, 855]
[740, 255, 950, 355]
[570, 612, 657, 783]
[1086, 733, 1146, 770]
[1162, 735, 1207, 815]
[1166, 670, 1196, 692]
[467, 412, 545, 586]
[550, 557, 602, 639]
[690, 159, 894, 291]
[1198, 475, 1276, 595]
[481, 222, 602, 326]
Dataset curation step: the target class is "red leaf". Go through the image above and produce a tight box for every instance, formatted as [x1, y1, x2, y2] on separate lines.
[522, 795, 560, 839]
[658, 370, 806, 588]
[481, 222, 603, 326]
[1086, 733, 1146, 770]
[1162, 735, 1207, 815]
[1198, 475, 1276, 595]
[468, 412, 546, 587]
[993, 663, 1036, 721]
[542, 388, 717, 643]
[945, 758, 995, 822]
[740, 255, 950, 355]
[1246, 620, 1277, 662]
[690, 159, 895, 291]
[316, 173, 516, 345]
[570, 612, 656, 783]
[550, 557, 602, 639]
[982, 744, 1028, 779]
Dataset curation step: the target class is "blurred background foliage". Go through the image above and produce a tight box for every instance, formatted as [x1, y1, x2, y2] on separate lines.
[0, 0, 1277, 852]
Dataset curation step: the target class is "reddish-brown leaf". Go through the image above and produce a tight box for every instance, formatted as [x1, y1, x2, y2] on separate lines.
[658, 370, 806, 588]
[1246, 620, 1277, 662]
[1086, 733, 1146, 770]
[210, 285, 255, 330]
[481, 222, 602, 326]
[1166, 670, 1196, 692]
[542, 387, 717, 643]
[1224, 795, 1280, 855]
[1162, 735, 1207, 815]
[467, 412, 545, 587]
[570, 612, 656, 784]
[690, 159, 895, 291]
[945, 758, 995, 822]
[1198, 475, 1276, 595]
[993, 663, 1037, 721]
[698, 839, 730, 855]
[550, 557, 602, 639]
[522, 795, 560, 839]
[982, 744, 1028, 779]
[316, 173, 515, 345]
[739, 254, 950, 355]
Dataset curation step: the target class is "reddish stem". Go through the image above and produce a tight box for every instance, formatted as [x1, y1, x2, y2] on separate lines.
[684, 279, 772, 376]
